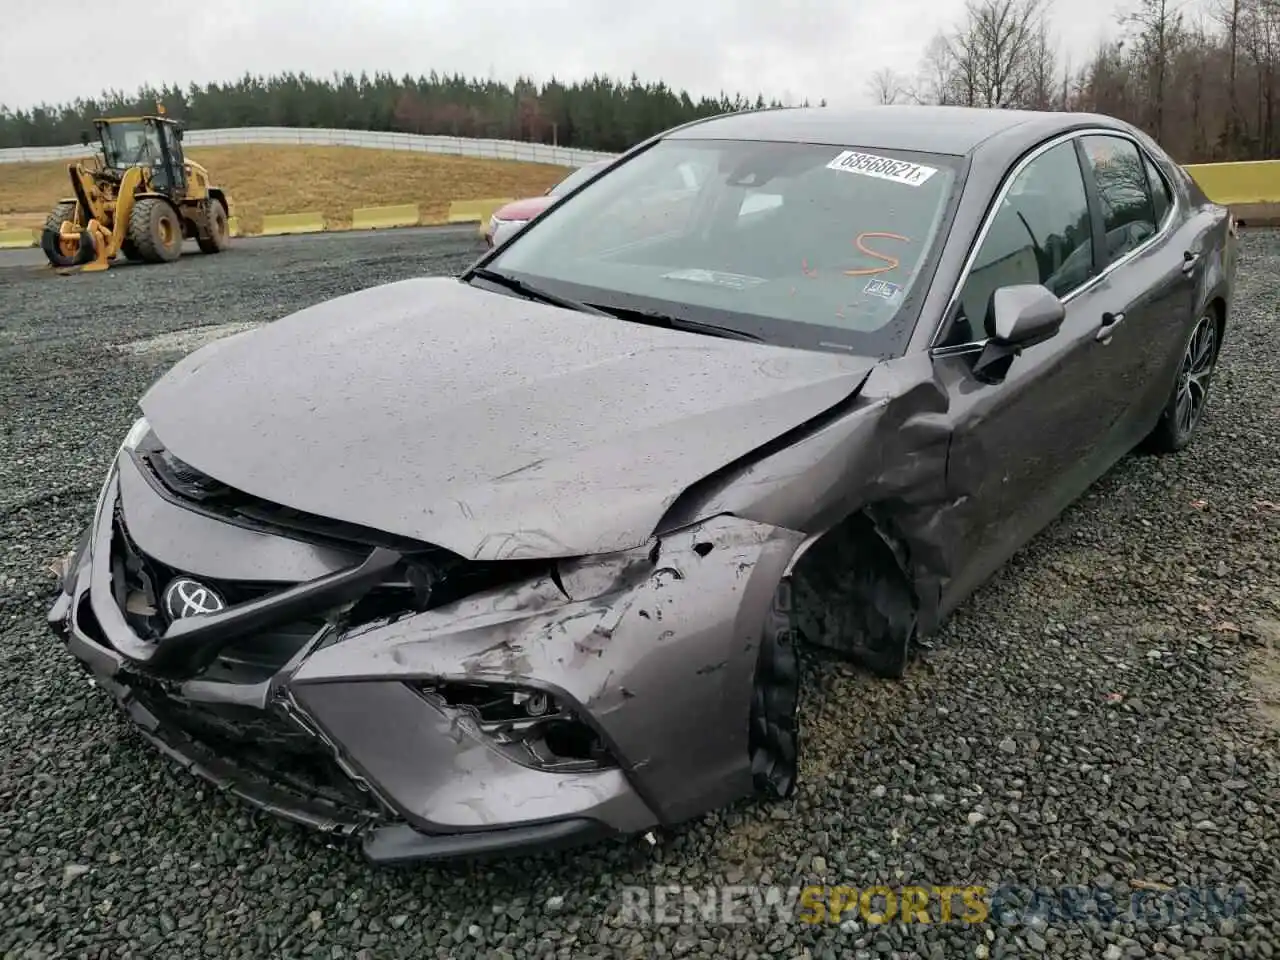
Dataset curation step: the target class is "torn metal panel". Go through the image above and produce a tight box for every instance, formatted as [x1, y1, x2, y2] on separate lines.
[657, 351, 961, 637]
[52, 459, 805, 846]
[287, 679, 655, 834]
[291, 515, 805, 827]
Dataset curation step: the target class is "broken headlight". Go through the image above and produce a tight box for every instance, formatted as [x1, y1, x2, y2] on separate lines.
[412, 680, 616, 773]
[121, 415, 151, 453]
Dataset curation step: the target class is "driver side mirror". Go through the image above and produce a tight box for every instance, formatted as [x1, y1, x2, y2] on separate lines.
[79, 131, 90, 147]
[973, 284, 1065, 382]
[175, 126, 184, 141]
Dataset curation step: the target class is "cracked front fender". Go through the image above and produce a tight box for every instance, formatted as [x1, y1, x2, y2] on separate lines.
[287, 514, 806, 830]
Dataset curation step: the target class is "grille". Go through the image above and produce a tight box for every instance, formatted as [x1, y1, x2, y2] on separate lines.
[109, 505, 322, 680]
[132, 681, 385, 820]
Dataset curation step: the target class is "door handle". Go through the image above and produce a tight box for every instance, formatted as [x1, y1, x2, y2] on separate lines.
[1181, 250, 1201, 276]
[1096, 310, 1125, 342]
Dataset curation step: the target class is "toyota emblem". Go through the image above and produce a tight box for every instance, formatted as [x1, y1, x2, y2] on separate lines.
[162, 577, 227, 620]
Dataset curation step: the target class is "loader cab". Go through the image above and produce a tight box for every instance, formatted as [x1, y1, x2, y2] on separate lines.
[94, 116, 187, 196]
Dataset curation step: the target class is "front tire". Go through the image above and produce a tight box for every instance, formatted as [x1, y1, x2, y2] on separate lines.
[749, 581, 801, 800]
[128, 198, 183, 263]
[1144, 310, 1220, 453]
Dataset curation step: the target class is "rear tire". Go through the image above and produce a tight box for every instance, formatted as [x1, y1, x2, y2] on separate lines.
[128, 198, 183, 263]
[196, 197, 230, 254]
[40, 201, 93, 268]
[1143, 310, 1220, 453]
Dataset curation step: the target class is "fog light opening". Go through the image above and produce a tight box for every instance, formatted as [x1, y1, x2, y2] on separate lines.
[541, 718, 611, 764]
[413, 680, 618, 773]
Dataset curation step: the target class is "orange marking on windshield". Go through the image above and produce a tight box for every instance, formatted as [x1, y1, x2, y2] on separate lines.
[842, 232, 910, 276]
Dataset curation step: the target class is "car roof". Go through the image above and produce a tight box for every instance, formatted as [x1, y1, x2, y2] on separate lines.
[665, 105, 1131, 158]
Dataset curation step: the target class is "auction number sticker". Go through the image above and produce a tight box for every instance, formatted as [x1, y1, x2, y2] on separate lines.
[827, 150, 938, 187]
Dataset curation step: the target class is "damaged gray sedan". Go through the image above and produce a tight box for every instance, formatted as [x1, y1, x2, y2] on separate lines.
[48, 105, 1237, 863]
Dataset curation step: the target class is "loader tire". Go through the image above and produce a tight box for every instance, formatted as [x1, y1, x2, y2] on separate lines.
[196, 197, 230, 254]
[119, 240, 143, 262]
[40, 201, 93, 268]
[128, 198, 183, 263]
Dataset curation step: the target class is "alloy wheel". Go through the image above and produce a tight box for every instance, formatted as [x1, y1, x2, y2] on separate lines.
[1175, 314, 1217, 442]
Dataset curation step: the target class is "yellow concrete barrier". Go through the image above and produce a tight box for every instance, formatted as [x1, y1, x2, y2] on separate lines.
[1229, 201, 1280, 226]
[0, 228, 36, 249]
[447, 197, 512, 225]
[1184, 160, 1280, 205]
[352, 203, 420, 230]
[260, 212, 325, 236]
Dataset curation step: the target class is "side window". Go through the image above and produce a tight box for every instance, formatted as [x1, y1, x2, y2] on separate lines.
[1081, 135, 1158, 266]
[1144, 154, 1173, 226]
[954, 140, 1094, 341]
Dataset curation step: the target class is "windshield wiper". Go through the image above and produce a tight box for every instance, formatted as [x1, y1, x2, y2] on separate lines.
[467, 268, 614, 317]
[589, 304, 764, 343]
[467, 268, 761, 342]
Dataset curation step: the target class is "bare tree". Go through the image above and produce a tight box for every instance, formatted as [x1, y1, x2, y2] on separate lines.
[913, 0, 1053, 108]
[1243, 0, 1280, 156]
[1027, 20, 1061, 108]
[1120, 0, 1186, 141]
[1226, 0, 1244, 147]
[909, 0, 1279, 161]
[867, 67, 909, 105]
[910, 34, 961, 104]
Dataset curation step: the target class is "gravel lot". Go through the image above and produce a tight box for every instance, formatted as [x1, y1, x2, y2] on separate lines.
[1, 227, 1277, 960]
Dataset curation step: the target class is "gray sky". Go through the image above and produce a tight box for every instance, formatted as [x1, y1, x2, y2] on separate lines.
[2, 0, 1152, 112]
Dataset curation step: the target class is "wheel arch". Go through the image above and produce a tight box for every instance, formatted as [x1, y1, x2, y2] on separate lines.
[779, 505, 920, 679]
[1208, 295, 1227, 355]
[133, 192, 183, 216]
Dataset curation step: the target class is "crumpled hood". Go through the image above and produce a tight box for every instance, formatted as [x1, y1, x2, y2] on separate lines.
[140, 276, 876, 561]
[493, 196, 556, 222]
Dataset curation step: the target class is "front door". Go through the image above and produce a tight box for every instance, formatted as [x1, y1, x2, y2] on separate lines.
[155, 122, 187, 197]
[934, 135, 1141, 615]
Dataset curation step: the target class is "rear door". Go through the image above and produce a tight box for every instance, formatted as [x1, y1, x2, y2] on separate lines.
[1076, 133, 1198, 449]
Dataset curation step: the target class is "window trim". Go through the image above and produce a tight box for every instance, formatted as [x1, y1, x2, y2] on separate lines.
[929, 126, 1182, 352]
[1141, 151, 1176, 232]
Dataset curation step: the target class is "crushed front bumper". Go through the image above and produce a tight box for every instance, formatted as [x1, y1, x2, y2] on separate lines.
[48, 448, 803, 862]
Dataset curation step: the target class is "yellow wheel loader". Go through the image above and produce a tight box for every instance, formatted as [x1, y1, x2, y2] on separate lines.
[41, 113, 232, 273]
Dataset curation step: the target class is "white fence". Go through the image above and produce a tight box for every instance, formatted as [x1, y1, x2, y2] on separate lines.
[0, 127, 620, 166]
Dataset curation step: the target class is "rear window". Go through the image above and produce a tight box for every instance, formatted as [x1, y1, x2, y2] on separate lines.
[486, 138, 960, 356]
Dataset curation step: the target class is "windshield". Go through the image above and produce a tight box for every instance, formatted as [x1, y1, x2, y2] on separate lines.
[100, 121, 163, 169]
[483, 137, 960, 356]
[548, 161, 609, 196]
